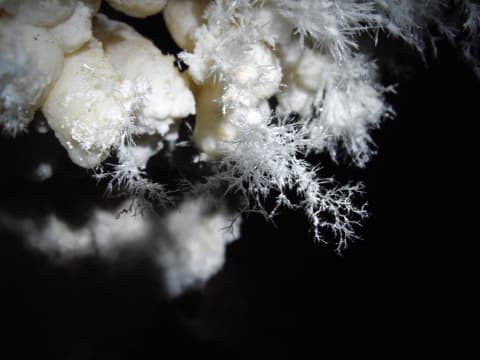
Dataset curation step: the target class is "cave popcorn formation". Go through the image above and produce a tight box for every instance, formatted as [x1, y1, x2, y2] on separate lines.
[1, 0, 479, 296]
[0, 196, 239, 298]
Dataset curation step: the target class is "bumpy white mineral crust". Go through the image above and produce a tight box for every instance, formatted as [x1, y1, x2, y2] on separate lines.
[94, 14, 195, 136]
[0, 205, 149, 258]
[0, 196, 241, 297]
[105, 0, 167, 18]
[42, 39, 133, 168]
[163, 0, 208, 52]
[156, 197, 240, 297]
[0, 0, 77, 27]
[49, 0, 100, 53]
[0, 19, 64, 133]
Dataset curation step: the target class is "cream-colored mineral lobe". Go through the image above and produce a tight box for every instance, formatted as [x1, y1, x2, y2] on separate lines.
[105, 0, 167, 18]
[0, 19, 64, 133]
[50, 0, 101, 53]
[93, 14, 195, 136]
[0, 0, 77, 27]
[193, 80, 224, 157]
[163, 0, 208, 52]
[42, 39, 133, 168]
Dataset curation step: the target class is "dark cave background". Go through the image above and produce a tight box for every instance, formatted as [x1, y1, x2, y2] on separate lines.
[1, 3, 476, 359]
